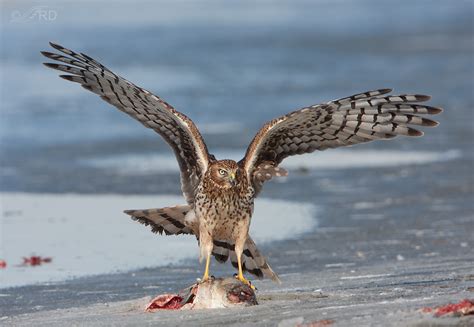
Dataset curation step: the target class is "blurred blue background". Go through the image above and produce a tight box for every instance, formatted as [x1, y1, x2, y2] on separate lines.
[0, 0, 472, 194]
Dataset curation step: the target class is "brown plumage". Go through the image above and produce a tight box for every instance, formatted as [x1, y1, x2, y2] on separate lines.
[42, 42, 442, 285]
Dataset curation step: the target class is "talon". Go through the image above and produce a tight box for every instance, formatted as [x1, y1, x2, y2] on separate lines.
[249, 282, 256, 291]
[248, 280, 257, 291]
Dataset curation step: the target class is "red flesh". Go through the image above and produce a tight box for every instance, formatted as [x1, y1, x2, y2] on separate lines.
[145, 294, 184, 311]
[434, 299, 474, 317]
[421, 299, 474, 317]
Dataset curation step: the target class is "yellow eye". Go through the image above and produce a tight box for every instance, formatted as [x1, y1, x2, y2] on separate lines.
[218, 169, 227, 176]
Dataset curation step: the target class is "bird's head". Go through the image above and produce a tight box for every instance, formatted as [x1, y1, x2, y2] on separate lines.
[208, 160, 243, 189]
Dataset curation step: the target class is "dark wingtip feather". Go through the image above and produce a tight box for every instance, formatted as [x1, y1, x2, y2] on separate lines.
[379, 88, 393, 94]
[59, 75, 75, 81]
[43, 62, 58, 69]
[429, 106, 443, 114]
[408, 128, 424, 137]
[40, 51, 52, 57]
[41, 51, 57, 59]
[49, 41, 63, 50]
[421, 117, 439, 127]
[49, 42, 77, 57]
[414, 94, 431, 102]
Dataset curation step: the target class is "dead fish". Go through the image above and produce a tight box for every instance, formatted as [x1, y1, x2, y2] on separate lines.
[146, 277, 257, 311]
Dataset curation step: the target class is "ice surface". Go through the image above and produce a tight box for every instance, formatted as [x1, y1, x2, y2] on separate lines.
[0, 193, 316, 287]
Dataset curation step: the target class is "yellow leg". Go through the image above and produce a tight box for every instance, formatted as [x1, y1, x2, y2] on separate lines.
[236, 254, 255, 290]
[201, 252, 211, 281]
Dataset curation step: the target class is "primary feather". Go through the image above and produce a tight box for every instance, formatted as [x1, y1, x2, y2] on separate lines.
[240, 89, 441, 183]
[42, 42, 211, 206]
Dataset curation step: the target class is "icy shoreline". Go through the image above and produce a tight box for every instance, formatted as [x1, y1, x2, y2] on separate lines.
[0, 193, 316, 288]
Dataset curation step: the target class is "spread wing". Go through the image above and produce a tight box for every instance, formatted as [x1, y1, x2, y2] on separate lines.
[240, 89, 442, 194]
[41, 42, 211, 205]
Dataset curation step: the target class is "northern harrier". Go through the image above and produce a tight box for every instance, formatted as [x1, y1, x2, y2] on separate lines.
[42, 43, 441, 286]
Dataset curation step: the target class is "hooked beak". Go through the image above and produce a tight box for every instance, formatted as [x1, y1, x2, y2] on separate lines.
[229, 172, 237, 187]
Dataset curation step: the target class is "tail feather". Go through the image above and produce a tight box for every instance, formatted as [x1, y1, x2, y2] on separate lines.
[124, 205, 195, 236]
[213, 236, 280, 283]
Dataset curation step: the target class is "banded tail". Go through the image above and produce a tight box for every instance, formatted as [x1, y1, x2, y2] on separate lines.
[212, 236, 281, 283]
[124, 206, 280, 282]
[124, 205, 195, 235]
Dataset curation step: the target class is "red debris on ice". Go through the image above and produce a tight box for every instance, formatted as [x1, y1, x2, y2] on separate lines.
[421, 299, 474, 317]
[434, 299, 474, 317]
[0, 259, 6, 269]
[22, 256, 53, 266]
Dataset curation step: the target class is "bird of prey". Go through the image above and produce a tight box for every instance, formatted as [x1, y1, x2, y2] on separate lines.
[42, 42, 441, 287]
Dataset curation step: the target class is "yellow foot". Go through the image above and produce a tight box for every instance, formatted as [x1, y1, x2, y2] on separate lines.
[234, 273, 256, 290]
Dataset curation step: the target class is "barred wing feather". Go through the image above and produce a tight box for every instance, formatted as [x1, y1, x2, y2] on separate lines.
[41, 42, 211, 205]
[241, 88, 442, 188]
